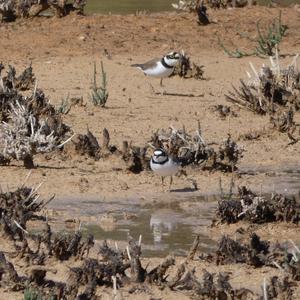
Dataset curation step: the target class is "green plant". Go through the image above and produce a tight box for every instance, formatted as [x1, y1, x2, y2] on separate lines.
[253, 11, 288, 56]
[218, 11, 288, 58]
[217, 35, 251, 58]
[90, 61, 109, 107]
[24, 288, 43, 300]
[56, 93, 71, 114]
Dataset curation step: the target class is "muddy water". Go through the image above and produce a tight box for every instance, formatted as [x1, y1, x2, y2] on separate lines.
[48, 168, 300, 257]
[239, 165, 300, 195]
[49, 194, 217, 257]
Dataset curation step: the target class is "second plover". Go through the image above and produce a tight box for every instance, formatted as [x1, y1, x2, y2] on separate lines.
[131, 51, 181, 86]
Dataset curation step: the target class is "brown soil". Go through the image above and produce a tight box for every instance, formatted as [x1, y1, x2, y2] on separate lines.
[0, 5, 300, 299]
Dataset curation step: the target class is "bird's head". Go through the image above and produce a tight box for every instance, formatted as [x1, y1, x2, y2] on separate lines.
[164, 51, 181, 66]
[152, 148, 168, 163]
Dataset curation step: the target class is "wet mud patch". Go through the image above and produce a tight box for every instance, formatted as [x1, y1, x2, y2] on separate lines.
[239, 164, 300, 194]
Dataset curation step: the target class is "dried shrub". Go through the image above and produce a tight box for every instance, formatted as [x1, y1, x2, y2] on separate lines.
[210, 104, 237, 119]
[121, 141, 149, 174]
[71, 128, 102, 160]
[265, 276, 295, 300]
[201, 234, 300, 283]
[168, 266, 254, 298]
[226, 54, 300, 114]
[215, 234, 269, 266]
[172, 52, 205, 79]
[226, 53, 300, 142]
[0, 185, 53, 241]
[215, 186, 300, 225]
[197, 1, 210, 25]
[150, 124, 243, 172]
[0, 64, 72, 168]
[238, 129, 262, 141]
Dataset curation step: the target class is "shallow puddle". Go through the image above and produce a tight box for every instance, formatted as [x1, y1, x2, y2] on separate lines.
[48, 168, 300, 257]
[49, 194, 217, 257]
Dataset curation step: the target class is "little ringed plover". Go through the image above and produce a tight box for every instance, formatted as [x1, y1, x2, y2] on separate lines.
[131, 51, 181, 86]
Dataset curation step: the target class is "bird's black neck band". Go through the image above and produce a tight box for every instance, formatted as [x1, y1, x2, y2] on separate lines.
[161, 57, 173, 69]
[151, 157, 168, 165]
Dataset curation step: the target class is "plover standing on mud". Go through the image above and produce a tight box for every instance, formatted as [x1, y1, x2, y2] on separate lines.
[131, 51, 181, 86]
[150, 148, 179, 190]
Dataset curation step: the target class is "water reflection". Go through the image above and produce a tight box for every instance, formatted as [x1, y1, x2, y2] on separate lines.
[82, 199, 217, 257]
[150, 209, 179, 243]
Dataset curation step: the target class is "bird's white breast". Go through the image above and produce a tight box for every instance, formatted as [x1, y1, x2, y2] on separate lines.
[150, 158, 179, 177]
[143, 61, 174, 78]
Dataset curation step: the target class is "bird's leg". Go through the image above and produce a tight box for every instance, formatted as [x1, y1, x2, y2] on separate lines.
[169, 176, 173, 191]
[160, 78, 163, 87]
[149, 82, 156, 94]
[161, 176, 165, 192]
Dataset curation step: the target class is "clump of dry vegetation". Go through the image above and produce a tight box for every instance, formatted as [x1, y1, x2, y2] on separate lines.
[150, 124, 243, 172]
[0, 64, 72, 168]
[67, 123, 243, 173]
[172, 52, 205, 79]
[226, 52, 300, 142]
[199, 234, 300, 284]
[67, 127, 149, 173]
[226, 53, 300, 114]
[214, 185, 300, 225]
[0, 0, 87, 22]
[210, 104, 238, 119]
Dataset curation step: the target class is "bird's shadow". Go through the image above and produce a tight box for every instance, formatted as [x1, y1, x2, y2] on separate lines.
[170, 187, 198, 193]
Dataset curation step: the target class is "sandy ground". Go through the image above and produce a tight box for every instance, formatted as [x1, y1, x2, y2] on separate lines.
[1, 7, 300, 200]
[0, 5, 300, 299]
